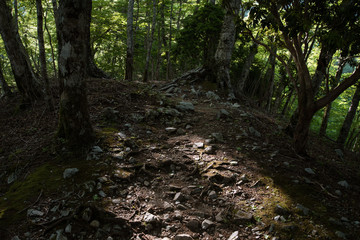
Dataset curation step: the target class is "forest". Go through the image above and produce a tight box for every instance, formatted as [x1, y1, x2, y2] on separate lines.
[0, 0, 360, 239]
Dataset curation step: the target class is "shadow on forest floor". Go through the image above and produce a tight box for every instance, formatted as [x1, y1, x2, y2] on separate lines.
[0, 78, 359, 239]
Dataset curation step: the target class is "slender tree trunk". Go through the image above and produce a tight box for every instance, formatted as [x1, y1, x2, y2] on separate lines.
[265, 46, 277, 111]
[57, 0, 94, 148]
[319, 103, 332, 136]
[161, 3, 168, 80]
[0, 63, 12, 96]
[125, 0, 135, 81]
[337, 84, 360, 149]
[237, 41, 258, 95]
[143, 0, 157, 82]
[281, 89, 294, 115]
[0, 0, 42, 102]
[166, 0, 173, 81]
[36, 0, 54, 110]
[44, 5, 57, 79]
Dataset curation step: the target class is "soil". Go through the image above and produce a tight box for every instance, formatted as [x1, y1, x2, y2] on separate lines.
[0, 78, 359, 240]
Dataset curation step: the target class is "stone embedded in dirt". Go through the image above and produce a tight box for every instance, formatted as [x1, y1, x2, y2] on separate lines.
[174, 210, 183, 220]
[163, 201, 173, 211]
[296, 204, 310, 216]
[227, 231, 239, 240]
[27, 209, 44, 217]
[98, 190, 106, 198]
[60, 209, 70, 217]
[176, 101, 195, 112]
[63, 168, 79, 179]
[233, 209, 254, 224]
[174, 192, 186, 202]
[338, 180, 349, 188]
[274, 204, 291, 216]
[165, 127, 177, 133]
[174, 234, 194, 240]
[211, 132, 224, 142]
[98, 176, 108, 183]
[65, 224, 72, 233]
[248, 127, 261, 137]
[177, 128, 186, 135]
[217, 109, 230, 120]
[202, 219, 215, 230]
[92, 146, 103, 153]
[90, 220, 100, 228]
[208, 190, 217, 199]
[335, 231, 347, 239]
[335, 190, 342, 196]
[194, 142, 204, 148]
[304, 168, 315, 175]
[144, 212, 160, 224]
[7, 172, 17, 184]
[230, 161, 238, 166]
[206, 91, 220, 100]
[11, 236, 20, 240]
[186, 219, 201, 232]
[274, 215, 286, 222]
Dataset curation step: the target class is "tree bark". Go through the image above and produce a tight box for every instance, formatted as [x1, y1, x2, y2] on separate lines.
[125, 0, 135, 81]
[57, 0, 94, 148]
[336, 84, 360, 149]
[36, 0, 54, 110]
[214, 0, 241, 97]
[319, 103, 332, 137]
[237, 42, 258, 95]
[143, 0, 157, 82]
[166, 0, 173, 81]
[0, 0, 42, 102]
[44, 3, 57, 79]
[0, 62, 12, 96]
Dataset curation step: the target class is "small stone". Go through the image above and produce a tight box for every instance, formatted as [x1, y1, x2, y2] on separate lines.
[98, 176, 108, 183]
[283, 162, 290, 167]
[163, 201, 173, 211]
[186, 219, 201, 232]
[248, 127, 261, 137]
[227, 231, 239, 240]
[304, 168, 315, 175]
[7, 172, 17, 184]
[174, 192, 185, 202]
[186, 124, 192, 129]
[144, 212, 160, 223]
[341, 217, 349, 222]
[204, 146, 214, 154]
[24, 232, 31, 237]
[65, 224, 72, 233]
[60, 209, 70, 217]
[144, 180, 150, 186]
[90, 220, 100, 228]
[211, 133, 224, 142]
[27, 209, 44, 217]
[202, 219, 215, 230]
[165, 127, 177, 133]
[274, 204, 290, 216]
[177, 128, 186, 135]
[176, 102, 195, 111]
[208, 190, 217, 199]
[63, 168, 79, 179]
[217, 109, 230, 119]
[92, 146, 103, 153]
[11, 236, 20, 240]
[106, 237, 114, 240]
[354, 221, 360, 225]
[296, 204, 310, 215]
[174, 234, 193, 240]
[335, 190, 342, 196]
[230, 161, 238, 166]
[338, 180, 349, 188]
[98, 190, 106, 198]
[194, 142, 204, 148]
[335, 231, 346, 239]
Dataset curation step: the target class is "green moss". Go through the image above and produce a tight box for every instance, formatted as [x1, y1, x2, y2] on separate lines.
[0, 163, 63, 226]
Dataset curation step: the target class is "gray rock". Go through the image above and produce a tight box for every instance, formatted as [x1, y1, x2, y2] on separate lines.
[208, 190, 217, 199]
[165, 127, 177, 133]
[186, 219, 201, 232]
[98, 190, 106, 198]
[82, 208, 92, 222]
[233, 209, 254, 223]
[194, 142, 204, 148]
[117, 132, 127, 139]
[174, 234, 193, 240]
[92, 146, 103, 153]
[338, 180, 349, 188]
[335, 190, 342, 196]
[248, 127, 261, 137]
[335, 231, 346, 239]
[27, 209, 44, 217]
[227, 231, 239, 240]
[11, 236, 20, 240]
[275, 204, 290, 216]
[211, 132, 224, 142]
[144, 212, 160, 223]
[296, 204, 310, 215]
[177, 128, 186, 135]
[335, 149, 344, 159]
[202, 219, 215, 230]
[65, 224, 72, 233]
[176, 102, 195, 112]
[304, 168, 315, 175]
[7, 172, 17, 184]
[217, 109, 230, 119]
[230, 161, 238, 166]
[63, 168, 79, 179]
[90, 220, 100, 228]
[55, 230, 67, 240]
[131, 113, 144, 122]
[206, 91, 220, 100]
[174, 192, 186, 202]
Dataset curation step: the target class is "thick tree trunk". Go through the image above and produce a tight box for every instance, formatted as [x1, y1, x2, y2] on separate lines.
[57, 0, 94, 148]
[214, 0, 241, 97]
[336, 84, 360, 149]
[125, 0, 135, 81]
[0, 0, 42, 102]
[36, 0, 54, 110]
[143, 0, 157, 82]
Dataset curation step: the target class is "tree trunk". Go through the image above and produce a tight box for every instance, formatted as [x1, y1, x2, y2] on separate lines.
[143, 0, 157, 82]
[319, 103, 332, 136]
[336, 84, 360, 149]
[0, 0, 42, 102]
[125, 0, 135, 81]
[166, 0, 173, 81]
[84, 0, 109, 79]
[36, 0, 54, 110]
[214, 0, 241, 97]
[237, 41, 258, 95]
[264, 46, 277, 111]
[44, 4, 57, 79]
[57, 0, 94, 148]
[0, 62, 12, 96]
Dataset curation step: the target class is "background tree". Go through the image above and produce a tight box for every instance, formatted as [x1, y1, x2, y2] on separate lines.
[57, 0, 94, 148]
[125, 0, 135, 81]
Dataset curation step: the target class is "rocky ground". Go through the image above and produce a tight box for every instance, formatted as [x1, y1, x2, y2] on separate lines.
[0, 78, 360, 240]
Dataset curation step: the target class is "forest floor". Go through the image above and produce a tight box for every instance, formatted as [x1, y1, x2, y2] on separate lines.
[0, 78, 360, 240]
